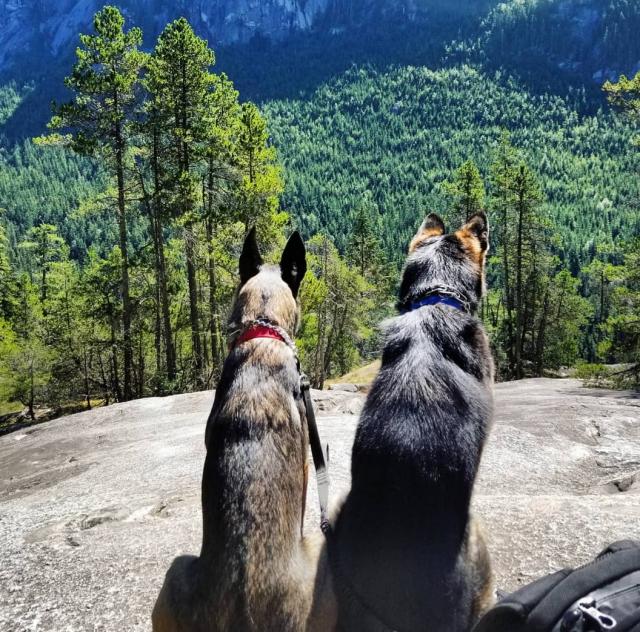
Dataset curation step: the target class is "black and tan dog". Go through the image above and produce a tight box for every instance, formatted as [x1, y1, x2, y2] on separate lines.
[152, 229, 335, 632]
[329, 212, 495, 631]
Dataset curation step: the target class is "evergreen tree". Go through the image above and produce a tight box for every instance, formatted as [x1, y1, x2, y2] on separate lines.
[346, 192, 383, 278]
[298, 233, 375, 388]
[39, 6, 145, 401]
[19, 224, 66, 308]
[443, 159, 485, 224]
[234, 102, 284, 237]
[146, 18, 215, 386]
[0, 210, 16, 320]
[603, 72, 640, 382]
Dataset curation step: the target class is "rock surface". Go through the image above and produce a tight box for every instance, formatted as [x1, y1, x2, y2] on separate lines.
[0, 378, 638, 631]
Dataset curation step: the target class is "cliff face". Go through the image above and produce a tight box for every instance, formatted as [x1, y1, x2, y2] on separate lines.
[0, 0, 481, 74]
[0, 0, 327, 71]
[0, 0, 421, 72]
[1, 1, 638, 83]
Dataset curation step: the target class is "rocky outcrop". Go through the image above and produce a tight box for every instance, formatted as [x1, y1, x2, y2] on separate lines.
[0, 378, 638, 629]
[0, 0, 428, 72]
[0, 0, 331, 70]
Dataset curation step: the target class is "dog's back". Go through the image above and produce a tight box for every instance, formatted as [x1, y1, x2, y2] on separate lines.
[331, 213, 495, 631]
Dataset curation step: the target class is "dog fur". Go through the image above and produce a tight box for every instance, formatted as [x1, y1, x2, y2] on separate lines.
[329, 212, 495, 632]
[152, 229, 336, 632]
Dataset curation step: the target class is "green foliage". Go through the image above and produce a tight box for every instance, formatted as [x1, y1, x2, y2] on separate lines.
[462, 0, 640, 90]
[574, 362, 609, 384]
[2, 4, 639, 413]
[443, 159, 486, 224]
[481, 137, 593, 378]
[297, 233, 377, 388]
[41, 6, 146, 159]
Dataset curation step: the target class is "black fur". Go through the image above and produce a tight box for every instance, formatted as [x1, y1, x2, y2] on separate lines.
[332, 216, 494, 632]
[239, 227, 263, 286]
[280, 231, 307, 298]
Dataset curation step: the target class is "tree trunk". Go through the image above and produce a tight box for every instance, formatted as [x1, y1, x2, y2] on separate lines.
[534, 289, 549, 376]
[28, 357, 35, 421]
[114, 99, 133, 401]
[515, 180, 525, 380]
[138, 166, 166, 390]
[185, 230, 203, 386]
[501, 198, 515, 377]
[205, 216, 223, 375]
[109, 305, 122, 402]
[205, 159, 223, 374]
[84, 348, 92, 410]
[151, 127, 176, 382]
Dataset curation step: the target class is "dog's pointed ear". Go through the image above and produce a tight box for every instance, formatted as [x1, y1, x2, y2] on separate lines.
[239, 227, 263, 286]
[409, 213, 446, 252]
[280, 231, 307, 298]
[462, 212, 489, 253]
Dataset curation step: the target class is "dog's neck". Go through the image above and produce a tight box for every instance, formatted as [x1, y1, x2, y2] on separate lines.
[228, 318, 297, 354]
[398, 284, 475, 315]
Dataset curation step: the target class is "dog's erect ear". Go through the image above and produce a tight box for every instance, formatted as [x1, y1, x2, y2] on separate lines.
[462, 212, 489, 253]
[409, 213, 446, 252]
[280, 231, 307, 298]
[239, 227, 263, 285]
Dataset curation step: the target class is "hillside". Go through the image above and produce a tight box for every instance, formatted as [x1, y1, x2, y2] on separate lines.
[1, 379, 638, 629]
[267, 64, 638, 265]
[1, 63, 638, 266]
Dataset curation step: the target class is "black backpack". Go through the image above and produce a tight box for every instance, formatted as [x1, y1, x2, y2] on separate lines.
[473, 541, 640, 632]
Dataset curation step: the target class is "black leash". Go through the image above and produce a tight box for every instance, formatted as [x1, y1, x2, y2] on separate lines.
[299, 371, 331, 534]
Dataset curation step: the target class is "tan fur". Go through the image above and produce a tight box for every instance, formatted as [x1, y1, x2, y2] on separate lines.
[465, 516, 496, 622]
[409, 227, 445, 253]
[455, 228, 484, 265]
[236, 272, 299, 335]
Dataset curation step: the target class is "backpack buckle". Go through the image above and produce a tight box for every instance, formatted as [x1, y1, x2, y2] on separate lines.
[577, 603, 617, 630]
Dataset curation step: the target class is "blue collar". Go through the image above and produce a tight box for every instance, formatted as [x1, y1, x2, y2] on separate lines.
[400, 293, 467, 315]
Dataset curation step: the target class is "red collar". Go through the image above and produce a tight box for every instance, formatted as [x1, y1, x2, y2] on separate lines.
[232, 324, 288, 350]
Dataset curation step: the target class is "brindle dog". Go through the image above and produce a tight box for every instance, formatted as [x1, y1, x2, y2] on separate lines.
[152, 229, 335, 632]
[329, 213, 495, 632]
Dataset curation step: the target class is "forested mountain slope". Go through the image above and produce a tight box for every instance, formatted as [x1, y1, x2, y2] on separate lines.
[3, 64, 636, 268]
[1, 0, 639, 263]
[474, 0, 640, 84]
[271, 64, 635, 268]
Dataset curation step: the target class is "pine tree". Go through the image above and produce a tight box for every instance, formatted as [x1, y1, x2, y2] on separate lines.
[0, 210, 16, 320]
[202, 73, 241, 373]
[146, 18, 215, 387]
[602, 73, 640, 382]
[234, 102, 283, 234]
[347, 192, 383, 278]
[19, 224, 66, 308]
[489, 133, 519, 373]
[444, 159, 485, 225]
[39, 6, 146, 401]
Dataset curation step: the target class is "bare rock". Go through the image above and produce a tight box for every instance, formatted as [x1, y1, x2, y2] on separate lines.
[0, 379, 638, 629]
